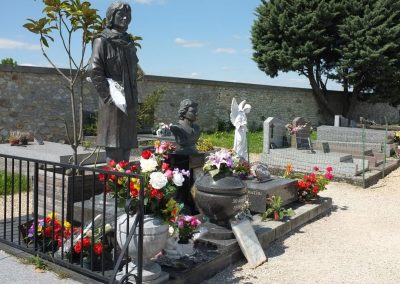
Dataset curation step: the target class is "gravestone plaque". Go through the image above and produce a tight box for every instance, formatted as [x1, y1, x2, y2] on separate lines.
[230, 218, 267, 268]
[263, 117, 286, 153]
[245, 178, 297, 213]
[292, 117, 310, 149]
[334, 115, 341, 127]
[322, 142, 330, 153]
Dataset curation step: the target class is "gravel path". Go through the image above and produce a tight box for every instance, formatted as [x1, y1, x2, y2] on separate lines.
[203, 167, 400, 284]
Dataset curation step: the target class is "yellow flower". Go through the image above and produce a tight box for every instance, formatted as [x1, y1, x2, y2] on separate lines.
[64, 221, 71, 229]
[154, 140, 161, 148]
[131, 177, 138, 183]
[47, 212, 58, 220]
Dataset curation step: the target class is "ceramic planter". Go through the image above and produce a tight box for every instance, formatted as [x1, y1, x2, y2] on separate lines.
[192, 173, 247, 228]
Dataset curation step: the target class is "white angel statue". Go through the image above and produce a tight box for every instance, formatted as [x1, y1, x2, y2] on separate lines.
[230, 98, 251, 160]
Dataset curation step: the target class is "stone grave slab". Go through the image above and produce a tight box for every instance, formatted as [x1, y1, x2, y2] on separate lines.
[230, 218, 267, 268]
[263, 117, 287, 153]
[245, 178, 297, 213]
[0, 141, 106, 165]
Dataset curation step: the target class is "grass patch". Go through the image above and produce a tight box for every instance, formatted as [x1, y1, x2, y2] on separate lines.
[0, 170, 29, 195]
[21, 255, 48, 271]
[200, 131, 263, 153]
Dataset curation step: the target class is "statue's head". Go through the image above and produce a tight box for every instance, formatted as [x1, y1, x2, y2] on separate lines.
[106, 1, 132, 32]
[178, 99, 198, 121]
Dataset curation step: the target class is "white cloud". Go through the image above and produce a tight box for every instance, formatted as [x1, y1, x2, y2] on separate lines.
[0, 38, 40, 50]
[188, 72, 199, 78]
[175, 37, 206, 48]
[134, 0, 165, 4]
[19, 63, 38, 67]
[212, 48, 237, 54]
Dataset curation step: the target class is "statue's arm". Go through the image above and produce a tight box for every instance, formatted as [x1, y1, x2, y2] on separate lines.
[89, 37, 111, 103]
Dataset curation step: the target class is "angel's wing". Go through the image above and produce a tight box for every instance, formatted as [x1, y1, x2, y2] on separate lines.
[230, 97, 239, 125]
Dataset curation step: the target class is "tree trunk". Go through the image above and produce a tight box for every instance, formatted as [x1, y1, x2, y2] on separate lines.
[307, 68, 335, 124]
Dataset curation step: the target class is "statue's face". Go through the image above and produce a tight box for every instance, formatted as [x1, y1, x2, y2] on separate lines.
[185, 106, 197, 122]
[113, 8, 131, 32]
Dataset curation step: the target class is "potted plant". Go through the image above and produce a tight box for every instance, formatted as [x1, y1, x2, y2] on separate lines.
[8, 130, 21, 146]
[193, 149, 247, 228]
[262, 195, 295, 221]
[297, 166, 334, 202]
[100, 141, 188, 280]
[233, 158, 252, 180]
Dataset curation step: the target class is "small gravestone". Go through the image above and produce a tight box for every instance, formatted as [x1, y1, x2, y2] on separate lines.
[263, 117, 286, 153]
[230, 218, 267, 268]
[292, 117, 311, 150]
[322, 142, 330, 153]
[334, 115, 341, 127]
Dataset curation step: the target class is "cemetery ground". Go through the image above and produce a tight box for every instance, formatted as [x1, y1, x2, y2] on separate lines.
[0, 152, 399, 283]
[204, 153, 400, 284]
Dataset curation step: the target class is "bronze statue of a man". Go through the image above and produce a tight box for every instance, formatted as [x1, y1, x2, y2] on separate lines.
[170, 99, 201, 155]
[89, 1, 138, 163]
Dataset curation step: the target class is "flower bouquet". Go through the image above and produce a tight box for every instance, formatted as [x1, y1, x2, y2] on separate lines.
[297, 166, 334, 202]
[99, 140, 187, 223]
[176, 215, 201, 244]
[22, 213, 72, 253]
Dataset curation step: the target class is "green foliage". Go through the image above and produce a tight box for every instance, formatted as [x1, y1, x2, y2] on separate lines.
[262, 195, 295, 221]
[0, 171, 29, 195]
[200, 131, 263, 153]
[137, 89, 163, 130]
[216, 119, 234, 132]
[251, 0, 400, 116]
[196, 138, 214, 152]
[310, 130, 317, 141]
[1, 58, 17, 66]
[25, 255, 48, 270]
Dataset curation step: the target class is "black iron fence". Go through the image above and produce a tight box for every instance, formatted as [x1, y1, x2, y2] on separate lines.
[0, 153, 144, 283]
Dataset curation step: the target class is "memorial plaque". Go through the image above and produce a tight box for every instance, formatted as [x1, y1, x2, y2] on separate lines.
[296, 137, 311, 150]
[245, 178, 297, 213]
[322, 142, 330, 153]
[230, 218, 267, 268]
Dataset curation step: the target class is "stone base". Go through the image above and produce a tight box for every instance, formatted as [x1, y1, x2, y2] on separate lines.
[116, 261, 169, 283]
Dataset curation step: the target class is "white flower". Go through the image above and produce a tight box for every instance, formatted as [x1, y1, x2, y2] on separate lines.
[140, 156, 158, 172]
[149, 171, 168, 189]
[104, 224, 112, 233]
[172, 170, 185, 187]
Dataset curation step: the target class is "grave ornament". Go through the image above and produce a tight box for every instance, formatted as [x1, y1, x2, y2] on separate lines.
[230, 98, 251, 160]
[88, 1, 139, 163]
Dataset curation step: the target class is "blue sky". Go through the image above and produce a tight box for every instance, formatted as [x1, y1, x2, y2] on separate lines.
[0, 0, 342, 90]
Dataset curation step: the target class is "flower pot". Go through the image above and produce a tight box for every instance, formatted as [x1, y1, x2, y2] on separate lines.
[273, 211, 280, 221]
[116, 214, 169, 281]
[192, 173, 247, 228]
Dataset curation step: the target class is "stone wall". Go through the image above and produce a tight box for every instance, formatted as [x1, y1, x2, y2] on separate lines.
[0, 65, 399, 142]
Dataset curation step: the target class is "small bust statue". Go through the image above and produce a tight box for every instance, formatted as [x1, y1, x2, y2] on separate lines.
[170, 99, 201, 155]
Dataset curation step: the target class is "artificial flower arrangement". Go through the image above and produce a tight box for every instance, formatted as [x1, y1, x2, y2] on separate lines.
[297, 166, 334, 202]
[203, 148, 251, 179]
[99, 141, 189, 223]
[175, 215, 201, 244]
[285, 123, 307, 135]
[23, 212, 73, 252]
[154, 122, 172, 137]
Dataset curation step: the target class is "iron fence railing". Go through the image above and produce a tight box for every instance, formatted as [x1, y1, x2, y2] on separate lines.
[0, 153, 144, 283]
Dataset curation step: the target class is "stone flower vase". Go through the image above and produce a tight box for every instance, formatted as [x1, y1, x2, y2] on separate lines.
[116, 214, 169, 282]
[192, 172, 247, 228]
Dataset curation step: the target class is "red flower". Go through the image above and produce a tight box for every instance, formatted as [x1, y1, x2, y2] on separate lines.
[150, 188, 164, 200]
[99, 172, 105, 183]
[312, 186, 319, 194]
[130, 164, 139, 172]
[82, 237, 91, 248]
[326, 166, 333, 172]
[141, 150, 152, 159]
[118, 160, 129, 169]
[313, 166, 319, 171]
[109, 160, 116, 167]
[74, 242, 82, 254]
[43, 226, 52, 238]
[324, 172, 333, 180]
[161, 162, 170, 172]
[93, 242, 103, 256]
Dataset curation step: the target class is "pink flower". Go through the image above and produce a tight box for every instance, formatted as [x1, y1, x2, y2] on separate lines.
[164, 169, 173, 178]
[313, 166, 319, 171]
[326, 166, 333, 172]
[324, 172, 333, 180]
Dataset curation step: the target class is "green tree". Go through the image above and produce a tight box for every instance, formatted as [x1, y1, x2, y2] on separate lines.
[251, 0, 400, 121]
[338, 0, 400, 108]
[23, 0, 104, 165]
[1, 58, 18, 67]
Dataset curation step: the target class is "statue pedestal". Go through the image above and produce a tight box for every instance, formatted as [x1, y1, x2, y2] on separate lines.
[170, 153, 205, 215]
